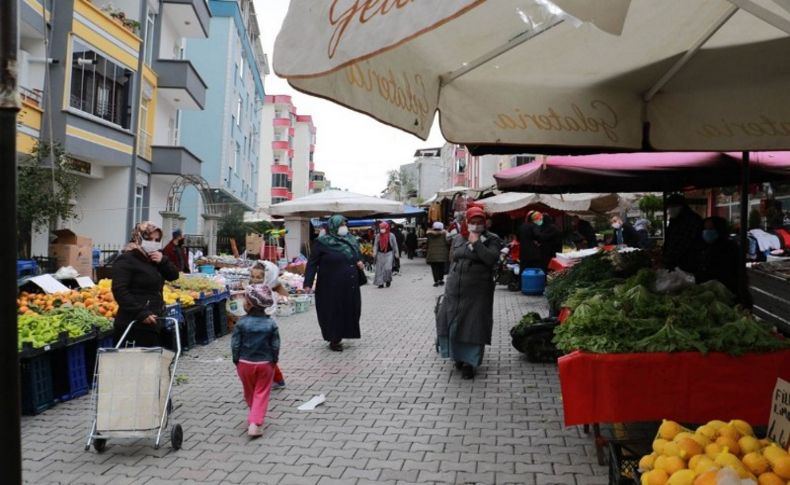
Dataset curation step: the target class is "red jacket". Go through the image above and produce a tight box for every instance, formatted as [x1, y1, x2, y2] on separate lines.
[163, 240, 189, 273]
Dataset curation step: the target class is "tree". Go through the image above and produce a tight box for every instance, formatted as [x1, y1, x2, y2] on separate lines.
[17, 142, 80, 258]
[637, 194, 663, 232]
[382, 169, 401, 198]
[399, 167, 416, 200]
[218, 204, 273, 253]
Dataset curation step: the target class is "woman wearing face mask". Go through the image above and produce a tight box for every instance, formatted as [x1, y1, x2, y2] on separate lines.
[373, 221, 399, 288]
[436, 207, 503, 379]
[304, 215, 365, 351]
[111, 222, 180, 346]
[696, 217, 741, 299]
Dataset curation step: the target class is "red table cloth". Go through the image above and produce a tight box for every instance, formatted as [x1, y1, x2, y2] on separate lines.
[548, 257, 574, 273]
[558, 349, 790, 426]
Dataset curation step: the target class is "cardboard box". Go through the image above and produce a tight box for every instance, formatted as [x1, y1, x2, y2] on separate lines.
[49, 229, 93, 277]
[246, 234, 263, 255]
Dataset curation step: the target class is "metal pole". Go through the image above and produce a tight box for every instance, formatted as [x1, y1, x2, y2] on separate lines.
[0, 0, 23, 482]
[739, 151, 750, 306]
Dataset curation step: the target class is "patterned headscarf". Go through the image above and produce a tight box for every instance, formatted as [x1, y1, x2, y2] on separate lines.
[378, 222, 390, 252]
[126, 221, 163, 253]
[316, 215, 360, 261]
[245, 283, 274, 315]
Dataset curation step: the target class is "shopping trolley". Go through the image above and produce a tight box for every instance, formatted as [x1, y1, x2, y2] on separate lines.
[84, 318, 184, 452]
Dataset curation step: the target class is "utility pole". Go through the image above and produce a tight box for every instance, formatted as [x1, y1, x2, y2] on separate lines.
[0, 0, 23, 482]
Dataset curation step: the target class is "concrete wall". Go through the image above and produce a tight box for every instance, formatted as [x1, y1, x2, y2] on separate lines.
[68, 167, 131, 246]
[292, 122, 311, 199]
[257, 103, 274, 208]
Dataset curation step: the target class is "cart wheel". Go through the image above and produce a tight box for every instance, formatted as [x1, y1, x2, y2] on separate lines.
[171, 424, 183, 450]
[93, 438, 107, 453]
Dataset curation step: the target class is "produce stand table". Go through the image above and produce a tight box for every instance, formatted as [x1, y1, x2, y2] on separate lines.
[558, 349, 790, 463]
[748, 261, 790, 336]
[548, 257, 574, 273]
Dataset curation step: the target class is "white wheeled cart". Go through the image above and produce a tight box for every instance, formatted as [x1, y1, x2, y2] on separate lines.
[84, 318, 183, 452]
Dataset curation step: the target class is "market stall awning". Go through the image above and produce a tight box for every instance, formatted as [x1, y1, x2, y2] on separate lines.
[478, 192, 624, 214]
[494, 152, 790, 193]
[274, 1, 790, 153]
[270, 190, 404, 218]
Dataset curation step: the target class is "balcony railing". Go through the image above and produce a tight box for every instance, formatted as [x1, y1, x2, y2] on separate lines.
[138, 129, 152, 160]
[20, 86, 42, 107]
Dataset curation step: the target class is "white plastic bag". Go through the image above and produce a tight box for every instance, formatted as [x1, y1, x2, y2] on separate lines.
[54, 266, 79, 280]
[653, 268, 696, 293]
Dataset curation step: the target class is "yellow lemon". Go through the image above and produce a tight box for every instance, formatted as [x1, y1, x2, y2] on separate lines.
[664, 456, 687, 476]
[715, 436, 740, 456]
[689, 434, 710, 448]
[674, 432, 696, 443]
[692, 456, 717, 475]
[772, 456, 790, 479]
[640, 453, 658, 472]
[739, 436, 761, 455]
[707, 420, 728, 431]
[717, 425, 740, 442]
[757, 472, 785, 485]
[696, 425, 716, 440]
[678, 438, 704, 459]
[667, 469, 696, 485]
[659, 420, 684, 441]
[646, 469, 670, 485]
[742, 452, 770, 476]
[654, 438, 670, 454]
[693, 470, 718, 485]
[705, 443, 723, 459]
[664, 442, 683, 458]
[763, 445, 789, 466]
[729, 419, 754, 437]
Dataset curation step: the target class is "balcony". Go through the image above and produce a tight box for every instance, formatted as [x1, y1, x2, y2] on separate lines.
[153, 59, 207, 110]
[265, 94, 292, 106]
[271, 164, 290, 175]
[273, 118, 291, 128]
[162, 0, 211, 39]
[272, 187, 290, 198]
[309, 162, 315, 172]
[272, 140, 290, 151]
[17, 95, 43, 155]
[150, 145, 202, 176]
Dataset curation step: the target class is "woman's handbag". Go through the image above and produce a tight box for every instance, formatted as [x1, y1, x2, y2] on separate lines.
[357, 266, 368, 286]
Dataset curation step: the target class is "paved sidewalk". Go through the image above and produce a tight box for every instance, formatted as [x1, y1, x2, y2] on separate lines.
[21, 258, 606, 484]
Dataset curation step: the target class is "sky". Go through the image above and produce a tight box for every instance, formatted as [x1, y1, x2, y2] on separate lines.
[254, 0, 446, 197]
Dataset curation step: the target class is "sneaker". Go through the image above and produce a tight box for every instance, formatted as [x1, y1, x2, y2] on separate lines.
[386, 282, 391, 288]
[454, 361, 464, 370]
[461, 365, 475, 380]
[378, 285, 384, 289]
[438, 280, 445, 286]
[273, 380, 286, 390]
[433, 282, 439, 287]
[247, 423, 263, 437]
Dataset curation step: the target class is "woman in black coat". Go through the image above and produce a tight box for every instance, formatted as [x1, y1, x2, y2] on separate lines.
[535, 214, 562, 272]
[696, 217, 741, 300]
[112, 222, 180, 346]
[304, 215, 365, 352]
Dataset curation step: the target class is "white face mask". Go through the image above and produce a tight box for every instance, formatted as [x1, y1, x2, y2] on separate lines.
[468, 224, 484, 234]
[611, 223, 622, 229]
[141, 239, 161, 253]
[337, 226, 349, 236]
[318, 229, 327, 237]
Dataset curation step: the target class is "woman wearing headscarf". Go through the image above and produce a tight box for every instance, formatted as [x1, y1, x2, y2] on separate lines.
[112, 221, 180, 346]
[426, 221, 450, 286]
[373, 221, 399, 288]
[436, 207, 503, 379]
[304, 215, 364, 351]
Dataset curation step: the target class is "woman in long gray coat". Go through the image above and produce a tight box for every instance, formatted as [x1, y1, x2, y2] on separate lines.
[373, 222, 399, 288]
[437, 207, 503, 379]
[425, 221, 449, 286]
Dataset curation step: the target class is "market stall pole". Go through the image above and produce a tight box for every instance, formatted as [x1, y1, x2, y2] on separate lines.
[0, 0, 22, 481]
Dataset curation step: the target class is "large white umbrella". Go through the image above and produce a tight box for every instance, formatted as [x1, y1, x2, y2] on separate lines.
[274, 0, 790, 152]
[476, 192, 622, 213]
[269, 190, 404, 217]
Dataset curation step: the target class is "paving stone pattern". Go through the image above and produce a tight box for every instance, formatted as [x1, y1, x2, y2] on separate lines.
[21, 259, 606, 484]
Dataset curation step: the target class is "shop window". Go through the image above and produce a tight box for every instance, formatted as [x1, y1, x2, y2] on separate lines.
[69, 39, 132, 128]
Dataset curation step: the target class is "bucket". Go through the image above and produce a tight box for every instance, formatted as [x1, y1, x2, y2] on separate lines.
[199, 265, 215, 274]
[521, 268, 546, 296]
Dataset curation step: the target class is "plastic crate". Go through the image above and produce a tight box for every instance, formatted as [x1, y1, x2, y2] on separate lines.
[195, 305, 216, 345]
[607, 441, 645, 485]
[165, 303, 183, 323]
[213, 301, 229, 337]
[32, 256, 58, 275]
[20, 351, 55, 415]
[17, 259, 39, 278]
[52, 335, 93, 402]
[182, 306, 202, 350]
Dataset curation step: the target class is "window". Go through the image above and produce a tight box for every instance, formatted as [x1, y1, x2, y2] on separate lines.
[272, 173, 289, 188]
[70, 39, 132, 128]
[133, 185, 145, 223]
[239, 54, 245, 80]
[144, 11, 156, 65]
[233, 143, 240, 171]
[236, 96, 242, 124]
[137, 95, 151, 159]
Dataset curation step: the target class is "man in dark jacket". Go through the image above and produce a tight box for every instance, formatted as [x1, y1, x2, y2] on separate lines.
[405, 228, 418, 260]
[535, 214, 562, 272]
[571, 215, 598, 249]
[662, 194, 704, 273]
[163, 229, 189, 273]
[519, 211, 542, 271]
[610, 215, 641, 247]
[696, 217, 740, 298]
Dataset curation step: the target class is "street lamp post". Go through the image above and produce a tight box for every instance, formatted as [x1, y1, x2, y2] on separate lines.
[0, 0, 23, 482]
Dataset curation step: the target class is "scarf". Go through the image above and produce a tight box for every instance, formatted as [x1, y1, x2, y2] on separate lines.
[316, 215, 360, 261]
[125, 221, 162, 255]
[378, 222, 390, 252]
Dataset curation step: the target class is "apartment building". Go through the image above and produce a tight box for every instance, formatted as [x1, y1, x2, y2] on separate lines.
[17, 0, 211, 253]
[442, 143, 509, 190]
[179, 0, 266, 239]
[257, 94, 319, 207]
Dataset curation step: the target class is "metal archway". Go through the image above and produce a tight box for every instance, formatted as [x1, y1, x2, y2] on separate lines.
[165, 174, 222, 216]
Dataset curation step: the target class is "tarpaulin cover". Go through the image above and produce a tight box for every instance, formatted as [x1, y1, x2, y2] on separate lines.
[495, 152, 790, 193]
[558, 349, 790, 426]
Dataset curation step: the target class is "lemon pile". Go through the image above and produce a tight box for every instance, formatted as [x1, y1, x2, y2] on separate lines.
[639, 419, 790, 485]
[163, 286, 196, 307]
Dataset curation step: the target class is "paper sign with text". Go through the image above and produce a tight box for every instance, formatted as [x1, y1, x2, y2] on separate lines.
[768, 377, 790, 448]
[29, 274, 70, 294]
[75, 277, 95, 289]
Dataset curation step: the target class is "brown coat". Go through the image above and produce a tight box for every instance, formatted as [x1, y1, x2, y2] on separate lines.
[425, 229, 449, 263]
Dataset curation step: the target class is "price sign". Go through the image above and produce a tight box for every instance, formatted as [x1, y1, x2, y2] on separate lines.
[768, 378, 790, 448]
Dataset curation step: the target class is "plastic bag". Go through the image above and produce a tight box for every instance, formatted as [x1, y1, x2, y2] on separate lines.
[54, 266, 79, 279]
[653, 268, 695, 294]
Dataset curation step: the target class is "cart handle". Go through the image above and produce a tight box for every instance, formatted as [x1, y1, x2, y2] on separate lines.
[115, 317, 181, 354]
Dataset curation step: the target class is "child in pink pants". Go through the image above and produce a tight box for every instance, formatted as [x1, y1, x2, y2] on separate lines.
[231, 284, 280, 437]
